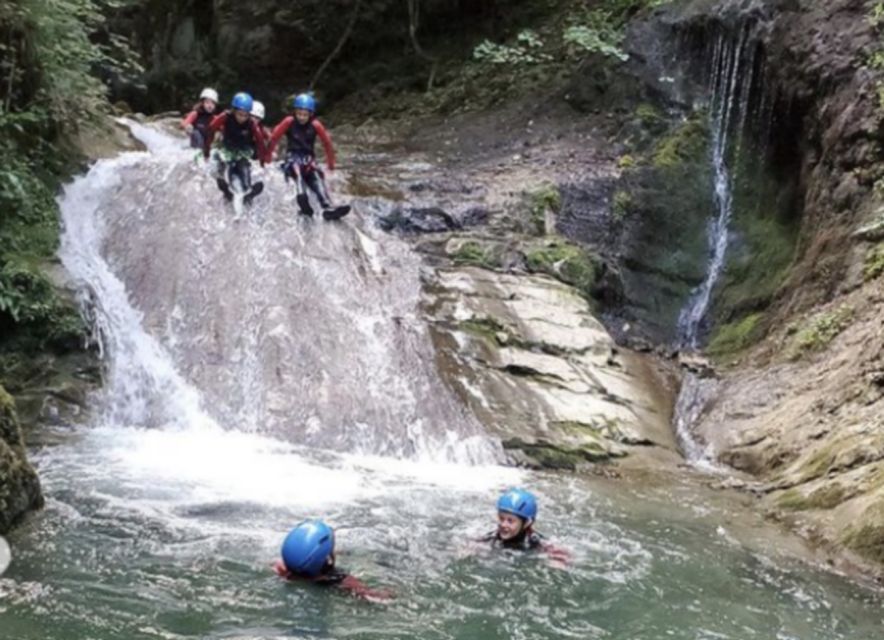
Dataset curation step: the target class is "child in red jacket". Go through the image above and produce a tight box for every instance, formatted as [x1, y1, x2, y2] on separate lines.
[181, 88, 220, 149]
[203, 92, 269, 205]
[269, 93, 348, 219]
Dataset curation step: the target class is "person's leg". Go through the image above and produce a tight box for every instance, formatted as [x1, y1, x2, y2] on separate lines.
[190, 128, 205, 149]
[304, 169, 332, 210]
[215, 153, 234, 201]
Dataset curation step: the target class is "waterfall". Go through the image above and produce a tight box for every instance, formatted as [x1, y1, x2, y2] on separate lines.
[57, 121, 501, 464]
[677, 26, 758, 349]
[672, 26, 761, 464]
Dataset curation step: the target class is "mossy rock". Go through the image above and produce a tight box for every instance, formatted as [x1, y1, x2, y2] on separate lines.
[787, 305, 855, 360]
[652, 118, 710, 169]
[707, 312, 763, 357]
[524, 183, 561, 236]
[843, 502, 884, 564]
[451, 241, 500, 269]
[865, 243, 884, 281]
[612, 190, 633, 220]
[777, 484, 850, 511]
[502, 437, 622, 470]
[523, 239, 600, 297]
[0, 385, 44, 533]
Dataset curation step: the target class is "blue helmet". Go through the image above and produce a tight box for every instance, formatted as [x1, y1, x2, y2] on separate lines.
[231, 92, 254, 112]
[497, 488, 538, 522]
[293, 93, 317, 113]
[281, 520, 335, 577]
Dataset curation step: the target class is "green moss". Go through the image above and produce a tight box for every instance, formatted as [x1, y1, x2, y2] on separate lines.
[799, 446, 838, 482]
[617, 154, 637, 169]
[524, 239, 600, 297]
[460, 317, 510, 344]
[652, 118, 710, 169]
[612, 190, 633, 220]
[843, 502, 884, 564]
[707, 312, 763, 356]
[526, 183, 561, 235]
[864, 243, 884, 281]
[778, 484, 848, 511]
[452, 241, 499, 269]
[788, 305, 855, 359]
[502, 437, 622, 470]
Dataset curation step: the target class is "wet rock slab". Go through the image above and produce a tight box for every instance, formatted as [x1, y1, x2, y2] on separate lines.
[423, 266, 677, 469]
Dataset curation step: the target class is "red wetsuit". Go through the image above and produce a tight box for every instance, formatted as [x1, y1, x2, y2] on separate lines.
[268, 116, 336, 170]
[204, 111, 270, 163]
[273, 560, 393, 602]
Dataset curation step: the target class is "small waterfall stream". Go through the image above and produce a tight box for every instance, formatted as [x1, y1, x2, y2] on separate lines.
[673, 27, 760, 464]
[676, 27, 757, 350]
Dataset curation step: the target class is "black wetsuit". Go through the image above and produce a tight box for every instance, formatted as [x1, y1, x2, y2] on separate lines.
[481, 530, 545, 551]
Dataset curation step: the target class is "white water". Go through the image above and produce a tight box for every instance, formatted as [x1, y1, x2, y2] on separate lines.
[56, 121, 499, 464]
[677, 29, 755, 349]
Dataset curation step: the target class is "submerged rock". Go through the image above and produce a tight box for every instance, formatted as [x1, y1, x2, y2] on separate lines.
[0, 386, 43, 533]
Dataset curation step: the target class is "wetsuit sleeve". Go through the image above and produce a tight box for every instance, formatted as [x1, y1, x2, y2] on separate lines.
[338, 575, 394, 602]
[251, 120, 270, 165]
[273, 559, 292, 578]
[203, 113, 227, 158]
[181, 111, 198, 129]
[539, 541, 571, 565]
[312, 120, 336, 171]
[269, 116, 295, 155]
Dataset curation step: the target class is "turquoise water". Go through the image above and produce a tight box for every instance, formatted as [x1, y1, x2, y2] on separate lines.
[0, 425, 881, 640]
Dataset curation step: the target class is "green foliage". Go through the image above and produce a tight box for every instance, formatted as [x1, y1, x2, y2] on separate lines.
[563, 22, 628, 62]
[473, 30, 553, 65]
[0, 0, 119, 366]
[526, 183, 561, 234]
[612, 190, 632, 220]
[452, 241, 499, 269]
[653, 118, 710, 169]
[617, 154, 637, 169]
[864, 243, 884, 280]
[788, 305, 855, 359]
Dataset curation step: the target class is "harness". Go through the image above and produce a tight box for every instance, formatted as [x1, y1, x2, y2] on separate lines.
[194, 107, 215, 132]
[222, 113, 257, 153]
[285, 119, 318, 159]
[482, 529, 544, 551]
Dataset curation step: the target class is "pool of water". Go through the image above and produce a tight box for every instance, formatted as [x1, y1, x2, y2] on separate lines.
[0, 424, 881, 640]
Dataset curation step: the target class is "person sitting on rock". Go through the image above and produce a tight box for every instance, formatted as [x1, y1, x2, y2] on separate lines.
[273, 519, 394, 603]
[268, 93, 339, 216]
[480, 488, 570, 564]
[181, 88, 220, 149]
[203, 91, 270, 205]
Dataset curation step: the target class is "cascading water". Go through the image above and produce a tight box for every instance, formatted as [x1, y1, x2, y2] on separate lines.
[673, 27, 759, 465]
[3, 121, 883, 640]
[57, 120, 498, 463]
[676, 27, 757, 350]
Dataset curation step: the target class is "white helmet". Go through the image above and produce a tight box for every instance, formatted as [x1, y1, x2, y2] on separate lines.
[251, 100, 266, 120]
[199, 87, 219, 103]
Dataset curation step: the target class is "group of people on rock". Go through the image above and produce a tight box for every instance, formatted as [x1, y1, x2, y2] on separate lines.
[272, 488, 569, 602]
[181, 87, 341, 216]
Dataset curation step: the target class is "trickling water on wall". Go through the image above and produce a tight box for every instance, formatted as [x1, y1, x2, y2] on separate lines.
[677, 26, 760, 349]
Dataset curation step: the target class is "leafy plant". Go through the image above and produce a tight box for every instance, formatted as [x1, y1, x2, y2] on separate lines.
[473, 30, 553, 65]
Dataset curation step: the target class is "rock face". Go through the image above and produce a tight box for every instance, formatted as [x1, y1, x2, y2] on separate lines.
[106, 0, 523, 113]
[0, 386, 43, 533]
[658, 0, 884, 567]
[424, 266, 677, 469]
